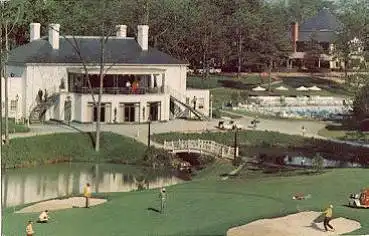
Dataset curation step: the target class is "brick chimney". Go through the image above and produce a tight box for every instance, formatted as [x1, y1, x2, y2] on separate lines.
[291, 22, 299, 53]
[30, 23, 41, 41]
[137, 25, 149, 51]
[116, 25, 127, 38]
[48, 23, 60, 50]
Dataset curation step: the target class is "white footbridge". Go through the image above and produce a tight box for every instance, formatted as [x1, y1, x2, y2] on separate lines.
[163, 139, 239, 159]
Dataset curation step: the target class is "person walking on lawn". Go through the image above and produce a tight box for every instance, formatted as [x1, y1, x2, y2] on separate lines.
[323, 204, 335, 232]
[26, 220, 34, 236]
[84, 183, 92, 208]
[159, 187, 167, 214]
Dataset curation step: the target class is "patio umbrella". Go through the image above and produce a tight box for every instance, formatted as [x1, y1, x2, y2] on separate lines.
[275, 86, 289, 91]
[252, 86, 266, 91]
[296, 86, 309, 91]
[308, 86, 322, 91]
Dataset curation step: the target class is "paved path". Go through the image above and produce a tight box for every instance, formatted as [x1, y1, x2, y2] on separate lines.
[9, 115, 369, 148]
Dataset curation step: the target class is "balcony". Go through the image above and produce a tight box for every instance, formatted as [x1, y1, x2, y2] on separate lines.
[71, 86, 164, 95]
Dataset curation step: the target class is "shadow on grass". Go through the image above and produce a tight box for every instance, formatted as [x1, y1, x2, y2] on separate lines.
[147, 207, 160, 213]
[218, 79, 259, 90]
[325, 122, 358, 131]
[342, 204, 369, 210]
[48, 120, 96, 148]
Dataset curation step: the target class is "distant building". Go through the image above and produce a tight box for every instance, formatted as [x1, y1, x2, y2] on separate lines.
[287, 8, 365, 70]
[2, 23, 209, 123]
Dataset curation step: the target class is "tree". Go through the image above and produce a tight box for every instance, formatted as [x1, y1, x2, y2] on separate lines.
[285, 0, 338, 23]
[312, 153, 324, 173]
[228, 0, 263, 77]
[334, 0, 369, 78]
[303, 32, 324, 74]
[1, 0, 25, 145]
[49, 0, 124, 152]
[252, 3, 291, 90]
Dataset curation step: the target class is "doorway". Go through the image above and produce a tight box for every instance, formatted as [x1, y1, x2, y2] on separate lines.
[64, 97, 72, 123]
[93, 104, 106, 122]
[148, 102, 160, 121]
[124, 103, 135, 122]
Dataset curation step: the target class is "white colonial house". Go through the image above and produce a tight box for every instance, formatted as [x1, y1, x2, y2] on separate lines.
[2, 23, 210, 124]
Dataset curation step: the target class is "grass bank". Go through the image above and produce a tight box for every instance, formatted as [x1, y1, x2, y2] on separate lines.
[1, 118, 30, 133]
[3, 167, 369, 235]
[2, 132, 147, 168]
[318, 127, 369, 143]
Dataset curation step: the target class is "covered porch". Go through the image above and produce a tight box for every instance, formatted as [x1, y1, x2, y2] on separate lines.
[287, 52, 339, 70]
[67, 68, 166, 95]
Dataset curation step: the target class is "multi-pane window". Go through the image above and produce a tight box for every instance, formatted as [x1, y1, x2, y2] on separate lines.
[10, 100, 17, 112]
[198, 98, 205, 109]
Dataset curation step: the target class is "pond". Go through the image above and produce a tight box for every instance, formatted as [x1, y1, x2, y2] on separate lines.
[242, 147, 365, 168]
[284, 156, 363, 168]
[1, 163, 183, 208]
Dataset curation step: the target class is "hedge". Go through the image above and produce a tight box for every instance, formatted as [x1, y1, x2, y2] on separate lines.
[1, 118, 30, 133]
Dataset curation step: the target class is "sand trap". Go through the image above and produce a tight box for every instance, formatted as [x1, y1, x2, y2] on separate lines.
[227, 211, 361, 236]
[16, 197, 107, 213]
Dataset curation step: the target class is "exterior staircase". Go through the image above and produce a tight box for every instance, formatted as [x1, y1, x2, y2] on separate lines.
[170, 96, 209, 120]
[29, 93, 59, 124]
[166, 86, 209, 121]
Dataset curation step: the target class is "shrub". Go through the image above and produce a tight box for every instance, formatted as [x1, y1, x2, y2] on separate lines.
[230, 92, 240, 104]
[142, 147, 174, 170]
[212, 109, 221, 118]
[1, 118, 30, 133]
[240, 91, 249, 102]
[312, 153, 324, 173]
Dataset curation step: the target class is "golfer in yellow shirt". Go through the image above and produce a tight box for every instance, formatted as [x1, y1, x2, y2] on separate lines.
[83, 183, 91, 208]
[322, 204, 335, 231]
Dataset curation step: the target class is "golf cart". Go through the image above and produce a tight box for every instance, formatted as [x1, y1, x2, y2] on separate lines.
[348, 188, 369, 208]
[218, 120, 243, 130]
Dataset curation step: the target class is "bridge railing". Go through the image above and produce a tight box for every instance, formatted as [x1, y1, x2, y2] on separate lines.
[163, 139, 239, 158]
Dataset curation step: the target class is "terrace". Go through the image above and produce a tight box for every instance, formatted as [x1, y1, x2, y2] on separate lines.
[67, 72, 165, 95]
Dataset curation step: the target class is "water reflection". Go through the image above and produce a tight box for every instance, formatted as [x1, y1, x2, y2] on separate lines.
[284, 156, 362, 168]
[1, 163, 183, 207]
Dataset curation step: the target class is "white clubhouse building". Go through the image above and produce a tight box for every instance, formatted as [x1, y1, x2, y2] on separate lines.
[2, 23, 209, 124]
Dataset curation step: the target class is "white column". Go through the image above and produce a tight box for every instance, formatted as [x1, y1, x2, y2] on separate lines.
[161, 73, 166, 93]
[150, 74, 154, 89]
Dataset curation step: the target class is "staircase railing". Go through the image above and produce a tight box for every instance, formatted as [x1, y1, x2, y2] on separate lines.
[29, 93, 59, 123]
[166, 85, 209, 120]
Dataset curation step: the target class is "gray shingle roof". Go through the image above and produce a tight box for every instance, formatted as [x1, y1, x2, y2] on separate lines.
[8, 37, 186, 65]
[300, 8, 342, 31]
[298, 30, 338, 42]
[298, 8, 342, 42]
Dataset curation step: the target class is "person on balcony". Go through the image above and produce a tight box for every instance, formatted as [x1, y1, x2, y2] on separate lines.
[126, 81, 131, 94]
[132, 80, 139, 94]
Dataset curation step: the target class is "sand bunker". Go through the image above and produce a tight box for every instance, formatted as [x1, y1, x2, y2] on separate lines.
[227, 211, 361, 236]
[16, 197, 107, 213]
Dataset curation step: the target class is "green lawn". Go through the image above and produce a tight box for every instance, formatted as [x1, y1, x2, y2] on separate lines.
[3, 167, 369, 235]
[187, 75, 262, 89]
[1, 118, 30, 133]
[2, 132, 147, 168]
